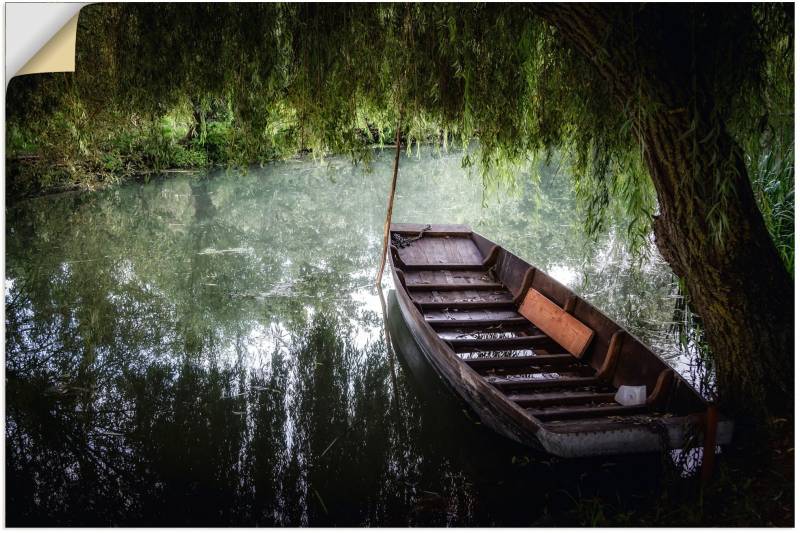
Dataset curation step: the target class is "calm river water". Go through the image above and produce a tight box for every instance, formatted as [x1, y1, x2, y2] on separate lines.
[6, 148, 706, 525]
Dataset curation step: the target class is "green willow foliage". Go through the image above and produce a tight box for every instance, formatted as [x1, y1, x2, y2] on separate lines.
[6, 3, 793, 263]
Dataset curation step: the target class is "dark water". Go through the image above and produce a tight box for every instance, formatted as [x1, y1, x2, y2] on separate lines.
[5, 149, 705, 526]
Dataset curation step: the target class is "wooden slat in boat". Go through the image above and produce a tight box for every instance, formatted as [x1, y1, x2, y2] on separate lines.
[406, 282, 505, 290]
[508, 390, 618, 408]
[465, 354, 575, 369]
[410, 290, 514, 305]
[403, 269, 499, 286]
[527, 403, 650, 421]
[446, 335, 550, 352]
[387, 222, 733, 457]
[425, 316, 530, 328]
[489, 375, 601, 391]
[480, 364, 598, 378]
[436, 328, 538, 341]
[401, 263, 488, 271]
[421, 309, 524, 323]
[418, 300, 516, 310]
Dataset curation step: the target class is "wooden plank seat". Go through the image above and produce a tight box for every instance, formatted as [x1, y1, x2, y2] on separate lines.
[437, 327, 540, 341]
[489, 375, 602, 391]
[465, 354, 596, 377]
[465, 354, 576, 369]
[446, 335, 551, 352]
[417, 300, 517, 309]
[401, 263, 490, 271]
[402, 269, 499, 285]
[459, 348, 560, 359]
[408, 285, 514, 302]
[478, 364, 597, 379]
[406, 282, 505, 290]
[418, 300, 516, 310]
[507, 390, 618, 408]
[426, 316, 530, 328]
[518, 288, 595, 358]
[422, 308, 524, 321]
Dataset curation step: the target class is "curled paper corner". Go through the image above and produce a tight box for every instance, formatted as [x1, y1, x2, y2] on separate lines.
[15, 12, 80, 77]
[6, 3, 88, 85]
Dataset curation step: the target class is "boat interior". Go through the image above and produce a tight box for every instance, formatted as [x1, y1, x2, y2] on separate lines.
[389, 223, 709, 432]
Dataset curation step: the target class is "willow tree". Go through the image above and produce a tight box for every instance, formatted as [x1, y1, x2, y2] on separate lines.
[7, 3, 793, 414]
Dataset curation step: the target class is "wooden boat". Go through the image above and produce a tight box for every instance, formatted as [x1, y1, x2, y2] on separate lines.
[387, 223, 733, 458]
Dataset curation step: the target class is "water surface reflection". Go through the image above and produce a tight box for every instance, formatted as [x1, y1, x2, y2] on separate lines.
[6, 149, 702, 525]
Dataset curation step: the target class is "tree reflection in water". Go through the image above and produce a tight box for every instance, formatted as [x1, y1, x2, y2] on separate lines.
[6, 149, 703, 525]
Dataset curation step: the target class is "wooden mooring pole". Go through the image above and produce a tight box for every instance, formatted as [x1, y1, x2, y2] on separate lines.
[376, 124, 403, 287]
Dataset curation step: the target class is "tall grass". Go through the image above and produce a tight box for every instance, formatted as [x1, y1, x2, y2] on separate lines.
[750, 143, 794, 275]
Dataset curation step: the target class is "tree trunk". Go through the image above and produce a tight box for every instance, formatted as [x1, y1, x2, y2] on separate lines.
[183, 98, 204, 145]
[537, 5, 794, 414]
[644, 109, 794, 415]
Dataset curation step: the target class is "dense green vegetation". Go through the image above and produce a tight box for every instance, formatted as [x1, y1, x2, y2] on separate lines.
[8, 4, 791, 243]
[6, 4, 794, 415]
[6, 94, 301, 197]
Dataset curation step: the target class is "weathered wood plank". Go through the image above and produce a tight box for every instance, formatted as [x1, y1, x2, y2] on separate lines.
[466, 354, 576, 369]
[490, 375, 600, 391]
[447, 335, 549, 352]
[437, 326, 536, 340]
[406, 282, 505, 290]
[419, 300, 516, 310]
[518, 288, 595, 358]
[421, 308, 522, 322]
[391, 222, 472, 236]
[416, 294, 515, 305]
[410, 290, 514, 305]
[483, 365, 597, 378]
[460, 348, 558, 359]
[527, 403, 650, 421]
[425, 316, 529, 328]
[438, 330, 529, 342]
[401, 264, 488, 271]
[404, 269, 498, 285]
[508, 390, 618, 408]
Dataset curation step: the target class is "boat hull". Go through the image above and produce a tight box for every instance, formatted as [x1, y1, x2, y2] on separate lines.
[386, 223, 733, 458]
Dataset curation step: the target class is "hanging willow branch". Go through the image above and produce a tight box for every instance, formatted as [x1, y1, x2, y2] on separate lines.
[375, 123, 403, 287]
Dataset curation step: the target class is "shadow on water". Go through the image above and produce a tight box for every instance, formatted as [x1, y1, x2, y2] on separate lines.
[6, 149, 705, 525]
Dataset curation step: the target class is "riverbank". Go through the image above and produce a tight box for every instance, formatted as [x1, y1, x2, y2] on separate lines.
[575, 415, 793, 526]
[6, 140, 417, 206]
[6, 93, 419, 205]
[7, 121, 254, 202]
